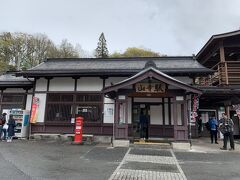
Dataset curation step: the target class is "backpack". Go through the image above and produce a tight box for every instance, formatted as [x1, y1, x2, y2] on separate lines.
[205, 122, 210, 131]
[0, 117, 3, 125]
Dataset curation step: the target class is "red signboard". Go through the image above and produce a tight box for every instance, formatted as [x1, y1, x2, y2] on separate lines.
[74, 117, 83, 143]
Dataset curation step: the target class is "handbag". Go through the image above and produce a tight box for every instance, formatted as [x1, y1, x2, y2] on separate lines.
[3, 124, 8, 129]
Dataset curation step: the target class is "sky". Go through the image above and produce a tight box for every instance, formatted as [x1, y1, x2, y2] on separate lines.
[0, 0, 240, 56]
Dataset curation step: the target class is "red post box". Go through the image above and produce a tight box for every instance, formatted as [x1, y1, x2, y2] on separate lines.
[74, 116, 83, 143]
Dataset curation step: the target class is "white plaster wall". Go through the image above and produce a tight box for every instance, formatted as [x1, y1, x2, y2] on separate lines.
[103, 98, 115, 123]
[34, 93, 46, 123]
[77, 77, 103, 91]
[105, 77, 127, 87]
[35, 78, 47, 91]
[4, 88, 25, 92]
[128, 97, 132, 124]
[164, 103, 169, 125]
[150, 105, 163, 125]
[177, 104, 183, 125]
[171, 104, 174, 125]
[173, 76, 193, 84]
[25, 94, 33, 111]
[49, 78, 75, 91]
[134, 98, 163, 103]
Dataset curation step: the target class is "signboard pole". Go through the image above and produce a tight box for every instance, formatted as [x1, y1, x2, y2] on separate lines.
[188, 96, 192, 148]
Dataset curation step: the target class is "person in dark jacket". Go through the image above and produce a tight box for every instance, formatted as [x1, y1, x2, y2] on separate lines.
[219, 113, 234, 151]
[7, 115, 16, 142]
[139, 110, 148, 140]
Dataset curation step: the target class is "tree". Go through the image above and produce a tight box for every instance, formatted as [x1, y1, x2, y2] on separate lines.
[110, 47, 166, 58]
[0, 32, 84, 72]
[57, 39, 79, 58]
[95, 33, 109, 58]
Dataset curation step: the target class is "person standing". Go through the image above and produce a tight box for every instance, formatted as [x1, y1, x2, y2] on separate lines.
[7, 115, 16, 142]
[219, 113, 235, 151]
[208, 116, 218, 144]
[1, 113, 7, 141]
[139, 110, 148, 140]
[197, 115, 203, 137]
[0, 113, 7, 140]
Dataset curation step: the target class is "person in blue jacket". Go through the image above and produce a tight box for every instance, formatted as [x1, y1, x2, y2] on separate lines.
[208, 115, 218, 144]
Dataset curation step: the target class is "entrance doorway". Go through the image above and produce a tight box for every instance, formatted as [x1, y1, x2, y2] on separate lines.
[132, 103, 150, 140]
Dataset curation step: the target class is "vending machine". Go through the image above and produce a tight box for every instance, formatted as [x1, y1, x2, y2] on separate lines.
[10, 109, 30, 138]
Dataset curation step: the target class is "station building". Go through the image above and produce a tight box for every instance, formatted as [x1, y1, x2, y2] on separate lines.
[0, 30, 240, 141]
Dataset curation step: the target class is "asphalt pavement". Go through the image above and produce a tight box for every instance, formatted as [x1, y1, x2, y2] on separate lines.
[0, 138, 239, 180]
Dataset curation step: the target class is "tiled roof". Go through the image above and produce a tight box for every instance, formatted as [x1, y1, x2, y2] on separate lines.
[0, 72, 33, 87]
[17, 57, 212, 77]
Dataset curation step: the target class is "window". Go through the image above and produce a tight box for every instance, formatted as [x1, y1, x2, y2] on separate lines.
[46, 93, 102, 122]
[75, 94, 102, 122]
[1, 94, 26, 112]
[75, 105, 101, 122]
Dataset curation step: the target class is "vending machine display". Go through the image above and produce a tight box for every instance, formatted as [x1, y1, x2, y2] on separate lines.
[10, 109, 30, 138]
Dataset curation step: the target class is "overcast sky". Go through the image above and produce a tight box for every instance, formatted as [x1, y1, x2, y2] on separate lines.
[0, 0, 240, 56]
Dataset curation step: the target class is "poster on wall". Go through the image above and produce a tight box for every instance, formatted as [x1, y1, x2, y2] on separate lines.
[232, 104, 240, 119]
[30, 97, 39, 123]
[191, 94, 199, 124]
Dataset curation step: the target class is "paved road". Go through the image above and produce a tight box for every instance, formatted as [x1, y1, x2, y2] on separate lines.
[0, 140, 127, 180]
[0, 139, 240, 180]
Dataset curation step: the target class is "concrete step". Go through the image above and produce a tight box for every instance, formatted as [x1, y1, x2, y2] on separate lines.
[131, 142, 172, 149]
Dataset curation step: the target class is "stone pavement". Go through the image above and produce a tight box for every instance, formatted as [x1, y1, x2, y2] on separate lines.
[109, 147, 187, 180]
[189, 137, 240, 153]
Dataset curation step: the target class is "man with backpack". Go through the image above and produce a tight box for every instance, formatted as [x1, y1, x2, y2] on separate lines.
[219, 113, 235, 151]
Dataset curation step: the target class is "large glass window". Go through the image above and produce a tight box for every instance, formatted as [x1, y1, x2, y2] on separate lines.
[75, 94, 102, 122]
[46, 93, 102, 122]
[46, 94, 74, 122]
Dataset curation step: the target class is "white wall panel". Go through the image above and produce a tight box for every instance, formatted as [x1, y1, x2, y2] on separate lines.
[128, 97, 132, 124]
[150, 105, 163, 125]
[25, 94, 33, 111]
[35, 78, 47, 91]
[49, 78, 75, 91]
[164, 103, 169, 125]
[103, 103, 114, 123]
[77, 77, 102, 91]
[103, 98, 114, 124]
[177, 104, 183, 125]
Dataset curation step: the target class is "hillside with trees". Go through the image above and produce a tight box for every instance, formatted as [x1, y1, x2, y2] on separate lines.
[0, 32, 84, 71]
[111, 47, 166, 58]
